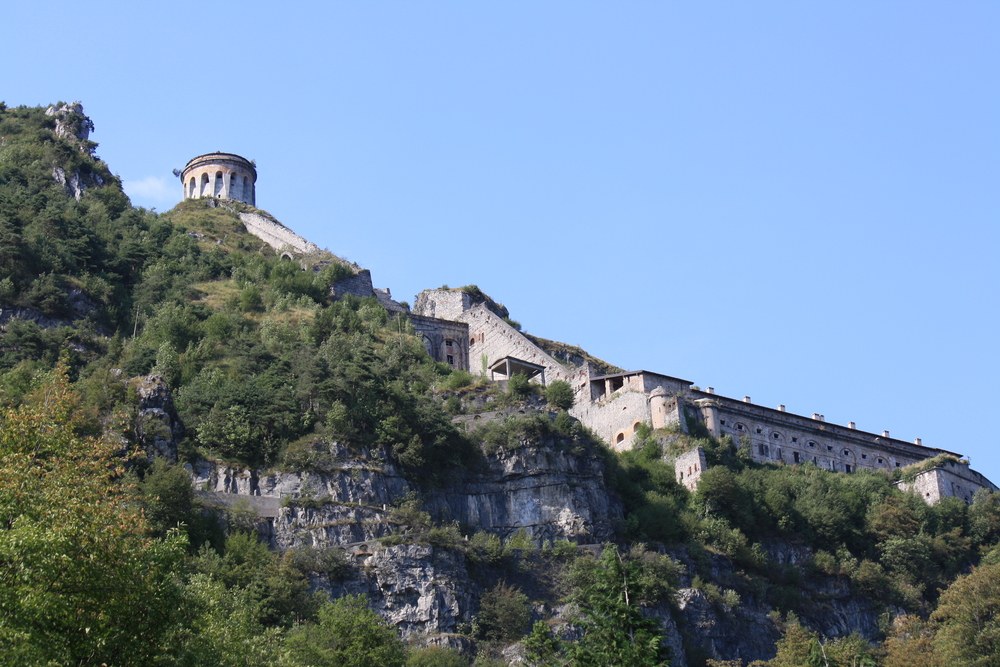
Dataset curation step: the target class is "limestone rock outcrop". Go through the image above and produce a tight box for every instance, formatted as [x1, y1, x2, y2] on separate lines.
[135, 374, 183, 461]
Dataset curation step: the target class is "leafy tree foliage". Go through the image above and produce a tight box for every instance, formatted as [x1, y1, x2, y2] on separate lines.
[929, 561, 1000, 665]
[475, 582, 531, 642]
[526, 545, 679, 666]
[406, 645, 470, 667]
[544, 380, 574, 410]
[282, 594, 406, 667]
[0, 365, 187, 664]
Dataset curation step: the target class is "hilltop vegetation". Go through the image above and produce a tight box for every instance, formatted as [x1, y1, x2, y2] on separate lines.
[1, 102, 1000, 666]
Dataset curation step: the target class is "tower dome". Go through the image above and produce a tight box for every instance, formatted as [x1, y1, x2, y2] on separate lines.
[180, 152, 257, 205]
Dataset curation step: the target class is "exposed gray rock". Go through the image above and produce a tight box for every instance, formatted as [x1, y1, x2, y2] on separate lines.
[427, 444, 619, 544]
[362, 544, 474, 637]
[135, 374, 183, 461]
[675, 587, 779, 664]
[45, 102, 93, 143]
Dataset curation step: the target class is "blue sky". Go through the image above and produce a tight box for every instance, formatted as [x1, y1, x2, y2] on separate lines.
[5, 2, 999, 482]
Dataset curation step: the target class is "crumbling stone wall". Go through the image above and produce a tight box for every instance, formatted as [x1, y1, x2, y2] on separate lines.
[410, 315, 470, 371]
[675, 447, 708, 492]
[898, 461, 998, 504]
[238, 211, 319, 255]
[413, 289, 473, 322]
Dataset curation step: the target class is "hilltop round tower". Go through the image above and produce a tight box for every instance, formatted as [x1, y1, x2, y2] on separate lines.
[180, 152, 256, 205]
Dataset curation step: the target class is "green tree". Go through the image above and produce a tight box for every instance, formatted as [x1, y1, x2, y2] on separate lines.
[282, 594, 406, 667]
[407, 645, 470, 667]
[766, 615, 823, 667]
[544, 380, 574, 410]
[0, 365, 187, 664]
[475, 582, 531, 642]
[141, 456, 196, 538]
[931, 561, 1000, 665]
[172, 574, 282, 667]
[559, 545, 674, 666]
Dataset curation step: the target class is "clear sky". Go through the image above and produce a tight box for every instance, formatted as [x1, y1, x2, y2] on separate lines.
[5, 2, 999, 482]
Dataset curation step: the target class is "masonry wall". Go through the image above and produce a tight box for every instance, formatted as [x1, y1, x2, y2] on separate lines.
[572, 390, 652, 451]
[238, 212, 319, 256]
[413, 289, 473, 322]
[695, 393, 946, 475]
[410, 315, 470, 371]
[458, 305, 578, 385]
[675, 447, 708, 492]
[898, 461, 998, 504]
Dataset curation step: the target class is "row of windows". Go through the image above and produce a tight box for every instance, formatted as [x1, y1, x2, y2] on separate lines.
[734, 420, 897, 469]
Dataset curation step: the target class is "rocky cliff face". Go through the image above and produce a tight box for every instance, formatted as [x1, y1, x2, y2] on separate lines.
[190, 439, 619, 639]
[192, 439, 618, 549]
[186, 434, 887, 663]
[45, 102, 104, 201]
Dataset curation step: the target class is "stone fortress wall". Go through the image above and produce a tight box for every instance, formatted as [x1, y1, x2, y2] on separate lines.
[571, 371, 689, 450]
[174, 154, 995, 506]
[181, 152, 257, 205]
[236, 211, 319, 256]
[413, 286, 997, 504]
[897, 460, 996, 504]
[410, 315, 470, 371]
[414, 289, 583, 386]
[695, 391, 947, 474]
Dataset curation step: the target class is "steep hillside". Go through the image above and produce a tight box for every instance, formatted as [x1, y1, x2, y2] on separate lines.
[1, 102, 999, 666]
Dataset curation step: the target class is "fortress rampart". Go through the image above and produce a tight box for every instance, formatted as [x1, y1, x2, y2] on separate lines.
[694, 391, 956, 473]
[413, 287, 996, 503]
[181, 152, 257, 205]
[237, 211, 318, 256]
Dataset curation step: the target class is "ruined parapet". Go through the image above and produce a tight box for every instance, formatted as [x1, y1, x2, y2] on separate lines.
[414, 288, 476, 321]
[897, 457, 997, 505]
[237, 210, 319, 256]
[181, 152, 257, 205]
[410, 315, 470, 370]
[675, 447, 708, 492]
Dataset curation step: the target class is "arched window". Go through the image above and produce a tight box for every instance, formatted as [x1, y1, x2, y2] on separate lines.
[230, 172, 241, 200]
[616, 432, 625, 444]
[188, 177, 196, 198]
[243, 176, 252, 203]
[200, 173, 210, 197]
[213, 171, 224, 197]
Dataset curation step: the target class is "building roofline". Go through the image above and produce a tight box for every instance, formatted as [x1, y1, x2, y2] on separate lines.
[691, 389, 964, 459]
[589, 369, 694, 385]
[181, 152, 257, 181]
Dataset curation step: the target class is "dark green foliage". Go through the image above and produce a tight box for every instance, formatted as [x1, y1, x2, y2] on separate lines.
[283, 594, 407, 667]
[475, 582, 531, 642]
[507, 372, 533, 398]
[192, 532, 319, 627]
[407, 646, 470, 667]
[544, 379, 574, 410]
[471, 411, 595, 456]
[605, 432, 690, 544]
[526, 545, 678, 666]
